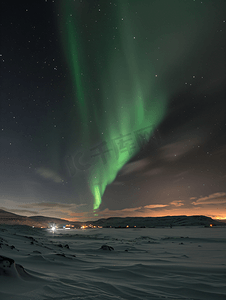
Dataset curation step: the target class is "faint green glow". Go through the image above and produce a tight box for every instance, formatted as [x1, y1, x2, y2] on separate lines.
[59, 1, 89, 135]
[59, 0, 168, 212]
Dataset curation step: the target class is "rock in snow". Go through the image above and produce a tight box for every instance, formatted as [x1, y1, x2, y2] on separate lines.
[100, 244, 114, 251]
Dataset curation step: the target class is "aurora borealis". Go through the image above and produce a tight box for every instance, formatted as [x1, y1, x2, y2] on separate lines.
[1, 0, 226, 220]
[59, 0, 168, 210]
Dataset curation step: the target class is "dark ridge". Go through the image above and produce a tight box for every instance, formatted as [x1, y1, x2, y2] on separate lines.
[0, 209, 225, 228]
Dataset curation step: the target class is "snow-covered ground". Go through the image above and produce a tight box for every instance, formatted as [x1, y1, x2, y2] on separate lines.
[0, 225, 225, 299]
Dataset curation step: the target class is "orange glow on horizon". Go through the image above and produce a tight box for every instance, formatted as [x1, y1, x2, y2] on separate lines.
[214, 216, 226, 220]
[58, 211, 226, 223]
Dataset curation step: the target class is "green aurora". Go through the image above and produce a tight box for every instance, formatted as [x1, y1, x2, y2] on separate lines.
[58, 1, 169, 211]
[58, 0, 209, 212]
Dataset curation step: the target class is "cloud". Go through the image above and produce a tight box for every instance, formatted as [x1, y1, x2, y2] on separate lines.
[92, 204, 170, 219]
[119, 158, 151, 176]
[0, 199, 31, 213]
[144, 168, 163, 177]
[93, 206, 181, 219]
[19, 202, 85, 209]
[1, 201, 87, 220]
[159, 139, 200, 162]
[36, 167, 63, 183]
[192, 192, 226, 205]
[143, 204, 168, 209]
[172, 171, 189, 184]
[6, 209, 38, 215]
[170, 200, 184, 207]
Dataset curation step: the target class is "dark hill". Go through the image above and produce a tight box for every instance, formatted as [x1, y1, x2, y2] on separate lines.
[0, 209, 78, 227]
[90, 215, 225, 228]
[0, 209, 224, 228]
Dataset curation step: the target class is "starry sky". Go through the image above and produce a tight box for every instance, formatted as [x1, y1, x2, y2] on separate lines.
[1, 0, 226, 221]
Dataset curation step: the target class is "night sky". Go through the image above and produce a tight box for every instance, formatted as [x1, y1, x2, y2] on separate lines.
[1, 0, 226, 221]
